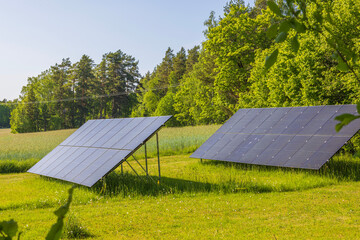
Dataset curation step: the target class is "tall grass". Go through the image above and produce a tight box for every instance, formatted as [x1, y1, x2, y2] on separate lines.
[0, 158, 37, 173]
[0, 129, 75, 161]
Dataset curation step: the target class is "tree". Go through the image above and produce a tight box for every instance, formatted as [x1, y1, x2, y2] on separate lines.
[185, 46, 200, 73]
[203, 3, 272, 116]
[170, 47, 187, 89]
[0, 99, 12, 128]
[51, 58, 72, 129]
[93, 56, 109, 118]
[106, 50, 140, 118]
[73, 55, 95, 125]
[24, 84, 40, 132]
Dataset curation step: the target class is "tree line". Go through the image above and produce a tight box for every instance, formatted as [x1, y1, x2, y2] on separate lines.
[8, 0, 360, 133]
[10, 51, 140, 133]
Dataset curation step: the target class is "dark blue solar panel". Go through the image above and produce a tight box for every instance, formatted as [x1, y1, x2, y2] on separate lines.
[191, 105, 360, 169]
[28, 116, 172, 187]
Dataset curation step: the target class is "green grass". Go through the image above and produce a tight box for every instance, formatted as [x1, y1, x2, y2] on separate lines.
[1, 155, 360, 239]
[1, 126, 360, 239]
[0, 128, 75, 161]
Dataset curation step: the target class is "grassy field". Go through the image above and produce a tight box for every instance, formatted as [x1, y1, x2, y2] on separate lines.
[1, 126, 360, 239]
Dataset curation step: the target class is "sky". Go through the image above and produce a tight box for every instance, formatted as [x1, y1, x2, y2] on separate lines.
[0, 0, 253, 100]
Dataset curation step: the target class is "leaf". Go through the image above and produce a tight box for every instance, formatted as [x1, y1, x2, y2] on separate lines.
[334, 113, 360, 131]
[334, 113, 357, 122]
[341, 48, 354, 61]
[331, 52, 339, 60]
[335, 122, 345, 132]
[46, 186, 75, 240]
[293, 20, 306, 33]
[0, 219, 18, 238]
[326, 38, 336, 48]
[337, 58, 350, 72]
[314, 12, 323, 24]
[291, 35, 300, 53]
[279, 20, 291, 33]
[266, 23, 278, 39]
[267, 1, 282, 17]
[352, 54, 358, 64]
[265, 49, 279, 70]
[275, 32, 287, 43]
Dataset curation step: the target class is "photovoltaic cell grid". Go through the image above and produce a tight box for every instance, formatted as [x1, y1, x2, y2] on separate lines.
[190, 105, 360, 169]
[28, 116, 172, 187]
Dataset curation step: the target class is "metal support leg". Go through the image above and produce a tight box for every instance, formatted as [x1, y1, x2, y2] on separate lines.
[132, 153, 157, 185]
[145, 143, 148, 176]
[121, 163, 123, 175]
[200, 158, 203, 163]
[125, 160, 146, 183]
[156, 132, 161, 184]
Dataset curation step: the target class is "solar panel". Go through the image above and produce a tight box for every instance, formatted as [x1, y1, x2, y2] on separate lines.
[28, 116, 172, 187]
[190, 105, 360, 169]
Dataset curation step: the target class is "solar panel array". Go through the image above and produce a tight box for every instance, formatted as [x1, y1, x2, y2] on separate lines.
[191, 105, 359, 169]
[28, 116, 171, 187]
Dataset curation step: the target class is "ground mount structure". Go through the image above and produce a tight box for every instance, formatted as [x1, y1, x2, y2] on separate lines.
[191, 105, 360, 169]
[28, 116, 172, 187]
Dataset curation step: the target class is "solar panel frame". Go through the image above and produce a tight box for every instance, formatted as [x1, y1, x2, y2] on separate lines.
[191, 105, 360, 170]
[28, 116, 172, 187]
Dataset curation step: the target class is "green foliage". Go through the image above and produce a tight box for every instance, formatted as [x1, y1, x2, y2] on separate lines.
[335, 103, 360, 132]
[265, 49, 278, 70]
[264, 0, 360, 81]
[204, 4, 272, 115]
[240, 20, 359, 109]
[267, 0, 282, 17]
[134, 3, 275, 125]
[0, 100, 12, 128]
[262, 0, 360, 130]
[154, 92, 178, 126]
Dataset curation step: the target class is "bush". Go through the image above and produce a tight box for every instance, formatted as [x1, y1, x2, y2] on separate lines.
[63, 214, 93, 239]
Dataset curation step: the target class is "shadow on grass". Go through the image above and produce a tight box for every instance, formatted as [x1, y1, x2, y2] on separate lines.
[200, 155, 360, 182]
[89, 171, 276, 197]
[40, 155, 360, 198]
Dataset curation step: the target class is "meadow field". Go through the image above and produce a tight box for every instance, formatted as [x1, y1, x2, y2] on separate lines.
[1, 126, 360, 239]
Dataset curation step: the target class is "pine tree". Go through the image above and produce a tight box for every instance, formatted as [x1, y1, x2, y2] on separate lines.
[93, 56, 109, 118]
[51, 58, 72, 129]
[106, 50, 140, 118]
[73, 55, 95, 125]
[24, 83, 40, 132]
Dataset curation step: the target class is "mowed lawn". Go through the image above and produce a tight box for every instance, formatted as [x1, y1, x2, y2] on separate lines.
[1, 126, 360, 239]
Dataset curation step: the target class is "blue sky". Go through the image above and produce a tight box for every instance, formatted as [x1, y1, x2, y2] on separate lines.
[0, 0, 253, 100]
